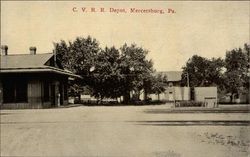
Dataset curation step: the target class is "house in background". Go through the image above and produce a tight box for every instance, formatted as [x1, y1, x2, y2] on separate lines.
[148, 71, 190, 101]
[0, 45, 79, 109]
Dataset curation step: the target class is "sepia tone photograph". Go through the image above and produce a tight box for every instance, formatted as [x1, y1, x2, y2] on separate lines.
[0, 1, 249, 157]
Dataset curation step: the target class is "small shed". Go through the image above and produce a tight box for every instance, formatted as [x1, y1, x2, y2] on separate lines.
[194, 87, 218, 108]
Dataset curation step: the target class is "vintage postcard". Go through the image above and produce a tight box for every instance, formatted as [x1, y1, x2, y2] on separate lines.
[0, 1, 249, 157]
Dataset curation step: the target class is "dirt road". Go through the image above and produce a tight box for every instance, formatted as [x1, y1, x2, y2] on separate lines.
[1, 105, 250, 157]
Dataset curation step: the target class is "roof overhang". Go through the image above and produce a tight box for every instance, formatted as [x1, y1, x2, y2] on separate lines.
[0, 66, 82, 79]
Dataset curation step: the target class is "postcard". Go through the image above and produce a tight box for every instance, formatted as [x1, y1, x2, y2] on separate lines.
[1, 1, 249, 157]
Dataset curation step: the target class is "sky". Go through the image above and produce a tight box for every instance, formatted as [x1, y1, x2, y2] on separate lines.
[1, 1, 249, 71]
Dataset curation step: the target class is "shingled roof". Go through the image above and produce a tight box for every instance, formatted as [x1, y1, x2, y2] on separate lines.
[0, 53, 79, 77]
[1, 53, 53, 69]
[157, 71, 182, 82]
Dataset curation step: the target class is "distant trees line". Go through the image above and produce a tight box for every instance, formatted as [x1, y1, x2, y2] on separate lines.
[53, 36, 249, 103]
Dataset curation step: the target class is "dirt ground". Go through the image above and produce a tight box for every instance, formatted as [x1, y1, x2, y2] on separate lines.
[1, 105, 250, 157]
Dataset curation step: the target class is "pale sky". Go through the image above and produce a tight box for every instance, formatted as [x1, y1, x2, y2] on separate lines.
[1, 1, 249, 71]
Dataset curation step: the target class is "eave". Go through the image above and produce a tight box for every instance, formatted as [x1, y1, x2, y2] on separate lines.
[0, 66, 82, 79]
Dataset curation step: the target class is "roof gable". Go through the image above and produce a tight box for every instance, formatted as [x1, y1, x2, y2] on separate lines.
[44, 56, 64, 69]
[157, 71, 182, 82]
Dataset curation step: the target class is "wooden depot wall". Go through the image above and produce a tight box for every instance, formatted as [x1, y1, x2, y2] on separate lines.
[0, 73, 68, 109]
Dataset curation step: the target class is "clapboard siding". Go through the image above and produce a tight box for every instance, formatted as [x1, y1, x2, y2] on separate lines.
[0, 73, 70, 109]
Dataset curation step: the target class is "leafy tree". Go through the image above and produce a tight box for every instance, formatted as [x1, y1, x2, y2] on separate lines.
[224, 45, 249, 102]
[53, 40, 72, 70]
[181, 55, 224, 87]
[206, 57, 225, 89]
[150, 73, 168, 101]
[119, 43, 154, 103]
[53, 36, 101, 97]
[92, 44, 154, 102]
[243, 43, 250, 89]
[54, 38, 155, 103]
[91, 46, 123, 101]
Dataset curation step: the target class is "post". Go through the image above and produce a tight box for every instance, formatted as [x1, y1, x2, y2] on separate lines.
[0, 80, 3, 106]
[57, 93, 61, 107]
[187, 72, 190, 87]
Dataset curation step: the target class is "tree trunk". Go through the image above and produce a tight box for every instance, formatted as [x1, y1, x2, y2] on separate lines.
[100, 96, 103, 104]
[123, 91, 130, 104]
[144, 89, 148, 102]
[78, 94, 81, 103]
[230, 95, 233, 103]
[230, 93, 236, 103]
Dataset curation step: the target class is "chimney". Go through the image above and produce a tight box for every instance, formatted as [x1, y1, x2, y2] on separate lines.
[1, 45, 8, 55]
[29, 47, 37, 55]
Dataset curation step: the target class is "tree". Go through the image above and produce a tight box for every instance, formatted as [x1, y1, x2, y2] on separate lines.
[54, 38, 155, 103]
[91, 46, 123, 101]
[224, 45, 249, 102]
[119, 43, 154, 103]
[181, 55, 224, 87]
[53, 40, 72, 70]
[206, 57, 225, 89]
[150, 73, 168, 101]
[243, 43, 250, 89]
[53, 36, 101, 97]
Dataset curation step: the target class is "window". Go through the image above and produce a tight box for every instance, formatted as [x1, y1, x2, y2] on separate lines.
[3, 81, 15, 103]
[16, 81, 28, 102]
[3, 79, 27, 103]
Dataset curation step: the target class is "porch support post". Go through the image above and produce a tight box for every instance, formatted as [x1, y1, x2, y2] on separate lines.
[0, 80, 3, 105]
